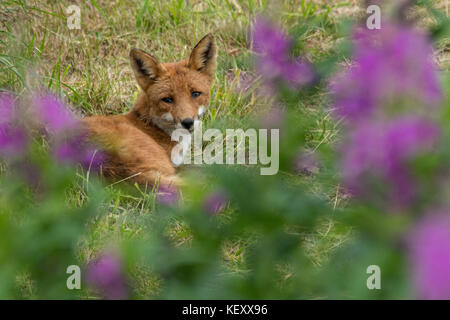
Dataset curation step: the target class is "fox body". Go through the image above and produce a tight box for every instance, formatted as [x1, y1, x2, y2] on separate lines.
[82, 34, 217, 186]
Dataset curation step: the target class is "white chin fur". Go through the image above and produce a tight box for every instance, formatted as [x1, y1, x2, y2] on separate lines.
[151, 114, 175, 135]
[161, 112, 174, 122]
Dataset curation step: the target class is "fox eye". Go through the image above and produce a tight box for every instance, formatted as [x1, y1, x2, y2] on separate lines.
[161, 97, 173, 103]
[191, 91, 202, 98]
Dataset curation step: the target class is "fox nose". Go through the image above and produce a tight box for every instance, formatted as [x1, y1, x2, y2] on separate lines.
[181, 118, 194, 130]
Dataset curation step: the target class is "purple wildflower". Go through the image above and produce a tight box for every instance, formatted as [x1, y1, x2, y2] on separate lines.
[203, 190, 229, 215]
[33, 94, 78, 133]
[331, 23, 442, 123]
[341, 117, 440, 207]
[0, 94, 27, 157]
[0, 127, 27, 157]
[86, 253, 128, 300]
[53, 131, 105, 172]
[31, 94, 105, 171]
[408, 213, 450, 299]
[252, 17, 315, 90]
[0, 94, 15, 122]
[156, 184, 179, 206]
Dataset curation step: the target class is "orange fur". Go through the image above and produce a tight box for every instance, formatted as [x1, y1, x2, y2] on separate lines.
[82, 34, 217, 187]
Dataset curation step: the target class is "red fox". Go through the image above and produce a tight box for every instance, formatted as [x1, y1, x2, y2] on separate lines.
[82, 34, 217, 187]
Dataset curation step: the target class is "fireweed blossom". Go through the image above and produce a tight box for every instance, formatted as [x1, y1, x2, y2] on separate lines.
[0, 94, 27, 157]
[33, 94, 78, 133]
[156, 184, 179, 206]
[203, 190, 229, 215]
[341, 117, 440, 207]
[32, 94, 104, 171]
[252, 17, 315, 90]
[331, 23, 442, 123]
[86, 253, 128, 300]
[53, 131, 105, 172]
[409, 213, 450, 299]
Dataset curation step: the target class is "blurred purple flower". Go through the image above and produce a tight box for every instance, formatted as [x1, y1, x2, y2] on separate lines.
[293, 151, 319, 176]
[409, 213, 450, 299]
[86, 253, 128, 300]
[31, 94, 105, 171]
[33, 94, 78, 133]
[0, 94, 27, 157]
[252, 17, 315, 90]
[0, 93, 15, 122]
[156, 184, 179, 206]
[203, 190, 229, 215]
[53, 131, 105, 172]
[331, 23, 442, 123]
[341, 117, 440, 207]
[0, 127, 27, 157]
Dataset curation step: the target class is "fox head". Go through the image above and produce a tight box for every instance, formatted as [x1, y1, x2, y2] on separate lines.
[130, 34, 217, 135]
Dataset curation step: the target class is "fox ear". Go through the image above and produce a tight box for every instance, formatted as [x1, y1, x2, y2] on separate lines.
[130, 49, 165, 89]
[188, 34, 217, 78]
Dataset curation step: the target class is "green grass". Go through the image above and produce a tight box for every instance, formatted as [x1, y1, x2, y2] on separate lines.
[1, 0, 448, 299]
